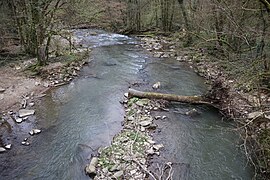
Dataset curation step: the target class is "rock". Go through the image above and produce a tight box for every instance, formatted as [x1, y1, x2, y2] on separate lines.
[185, 108, 199, 116]
[29, 130, 34, 136]
[43, 82, 50, 87]
[109, 164, 119, 172]
[21, 141, 30, 146]
[139, 120, 152, 127]
[162, 116, 167, 119]
[35, 81, 41, 86]
[29, 102, 35, 107]
[161, 53, 169, 58]
[5, 144, 11, 150]
[124, 93, 129, 98]
[147, 140, 155, 144]
[127, 116, 135, 121]
[0, 87, 5, 93]
[33, 129, 41, 134]
[113, 170, 124, 178]
[86, 157, 98, 177]
[152, 82, 161, 89]
[153, 144, 164, 151]
[0, 94, 4, 100]
[29, 129, 41, 136]
[176, 56, 184, 61]
[130, 169, 137, 175]
[140, 126, 146, 132]
[155, 116, 161, 119]
[18, 109, 35, 117]
[15, 117, 23, 123]
[0, 147, 6, 153]
[248, 111, 263, 119]
[146, 148, 155, 155]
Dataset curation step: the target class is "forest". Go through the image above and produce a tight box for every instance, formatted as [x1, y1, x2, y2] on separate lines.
[0, 0, 270, 179]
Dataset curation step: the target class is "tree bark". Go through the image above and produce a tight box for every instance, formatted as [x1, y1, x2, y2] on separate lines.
[128, 88, 211, 105]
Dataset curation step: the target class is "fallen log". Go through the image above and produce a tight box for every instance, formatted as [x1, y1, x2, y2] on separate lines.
[128, 88, 212, 105]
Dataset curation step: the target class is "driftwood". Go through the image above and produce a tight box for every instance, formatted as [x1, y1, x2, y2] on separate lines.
[128, 88, 212, 105]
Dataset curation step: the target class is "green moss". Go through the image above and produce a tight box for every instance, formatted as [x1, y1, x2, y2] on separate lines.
[128, 97, 139, 107]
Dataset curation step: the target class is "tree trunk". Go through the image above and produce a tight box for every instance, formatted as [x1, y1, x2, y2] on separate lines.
[128, 88, 211, 105]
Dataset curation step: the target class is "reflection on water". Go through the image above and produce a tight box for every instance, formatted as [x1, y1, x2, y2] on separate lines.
[0, 29, 253, 180]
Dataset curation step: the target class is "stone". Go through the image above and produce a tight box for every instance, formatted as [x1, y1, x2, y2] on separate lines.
[127, 116, 135, 121]
[248, 111, 263, 119]
[162, 116, 167, 119]
[15, 117, 23, 123]
[152, 82, 161, 89]
[147, 140, 155, 144]
[113, 170, 124, 178]
[139, 120, 152, 127]
[29, 102, 35, 107]
[43, 82, 50, 87]
[176, 56, 184, 61]
[33, 129, 41, 134]
[130, 169, 137, 175]
[146, 148, 155, 155]
[0, 147, 6, 153]
[21, 141, 30, 146]
[109, 164, 119, 172]
[86, 157, 98, 177]
[18, 109, 35, 117]
[29, 130, 34, 136]
[140, 126, 146, 132]
[124, 93, 129, 98]
[153, 144, 164, 151]
[185, 108, 199, 116]
[29, 129, 41, 136]
[0, 87, 5, 93]
[5, 144, 11, 150]
[155, 116, 161, 119]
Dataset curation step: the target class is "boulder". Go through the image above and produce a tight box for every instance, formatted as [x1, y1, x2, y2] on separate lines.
[86, 157, 98, 177]
[18, 109, 35, 118]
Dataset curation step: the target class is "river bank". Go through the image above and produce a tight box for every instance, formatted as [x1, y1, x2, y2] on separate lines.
[139, 35, 270, 179]
[0, 49, 89, 150]
[0, 29, 255, 179]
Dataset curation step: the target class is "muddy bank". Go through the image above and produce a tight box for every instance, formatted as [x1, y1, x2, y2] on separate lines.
[139, 35, 270, 179]
[0, 50, 88, 151]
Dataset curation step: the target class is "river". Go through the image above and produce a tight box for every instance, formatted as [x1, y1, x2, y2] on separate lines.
[0, 29, 253, 179]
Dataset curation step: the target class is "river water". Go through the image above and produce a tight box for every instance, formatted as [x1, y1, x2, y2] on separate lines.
[0, 30, 253, 179]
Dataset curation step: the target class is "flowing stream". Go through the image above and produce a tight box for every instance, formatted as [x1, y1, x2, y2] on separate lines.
[0, 29, 253, 179]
